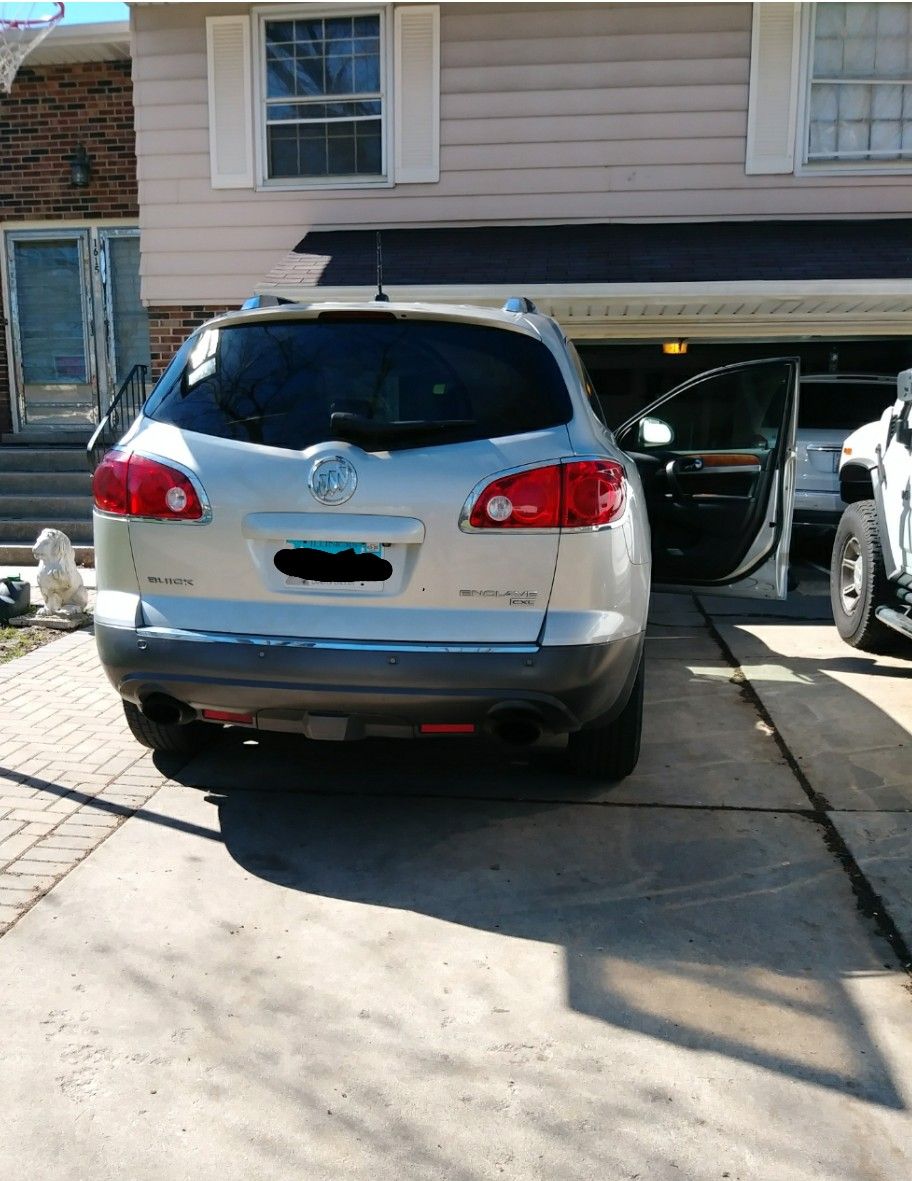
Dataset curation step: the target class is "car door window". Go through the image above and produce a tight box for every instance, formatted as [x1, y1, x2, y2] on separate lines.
[623, 365, 788, 454]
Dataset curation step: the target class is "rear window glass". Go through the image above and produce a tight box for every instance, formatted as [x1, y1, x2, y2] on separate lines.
[799, 380, 895, 431]
[144, 318, 572, 451]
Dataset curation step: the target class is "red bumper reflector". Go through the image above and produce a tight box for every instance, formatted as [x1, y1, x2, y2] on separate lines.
[419, 723, 476, 734]
[202, 709, 254, 724]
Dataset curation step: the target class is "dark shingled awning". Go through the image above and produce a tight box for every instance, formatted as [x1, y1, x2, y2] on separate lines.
[264, 219, 912, 289]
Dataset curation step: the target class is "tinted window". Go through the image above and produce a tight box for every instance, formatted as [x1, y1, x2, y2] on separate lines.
[619, 364, 790, 452]
[145, 318, 572, 451]
[799, 380, 895, 431]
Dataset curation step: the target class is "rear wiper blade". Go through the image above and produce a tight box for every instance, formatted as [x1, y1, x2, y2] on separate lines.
[329, 413, 477, 447]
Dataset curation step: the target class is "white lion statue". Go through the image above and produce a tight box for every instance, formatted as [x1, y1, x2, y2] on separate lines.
[32, 528, 89, 617]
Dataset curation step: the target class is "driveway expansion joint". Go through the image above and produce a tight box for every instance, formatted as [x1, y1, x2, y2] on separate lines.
[696, 595, 912, 977]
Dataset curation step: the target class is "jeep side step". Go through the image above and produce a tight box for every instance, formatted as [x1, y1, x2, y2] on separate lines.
[875, 605, 912, 642]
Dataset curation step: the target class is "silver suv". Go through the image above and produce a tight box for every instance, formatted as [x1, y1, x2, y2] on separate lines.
[795, 373, 896, 529]
[92, 300, 798, 780]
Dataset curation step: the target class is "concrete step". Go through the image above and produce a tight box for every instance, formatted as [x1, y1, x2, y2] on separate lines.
[0, 470, 91, 495]
[0, 446, 97, 563]
[1, 431, 92, 446]
[0, 542, 94, 567]
[0, 494, 94, 518]
[0, 447, 88, 472]
[0, 518, 94, 545]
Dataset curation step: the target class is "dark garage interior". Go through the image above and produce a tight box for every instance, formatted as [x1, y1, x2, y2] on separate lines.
[576, 336, 912, 430]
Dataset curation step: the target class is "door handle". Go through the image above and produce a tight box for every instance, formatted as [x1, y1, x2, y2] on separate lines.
[665, 456, 703, 498]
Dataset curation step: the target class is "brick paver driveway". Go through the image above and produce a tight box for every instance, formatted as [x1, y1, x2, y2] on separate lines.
[0, 632, 168, 928]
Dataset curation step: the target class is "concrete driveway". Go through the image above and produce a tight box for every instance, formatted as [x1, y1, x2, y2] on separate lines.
[1, 579, 911, 1180]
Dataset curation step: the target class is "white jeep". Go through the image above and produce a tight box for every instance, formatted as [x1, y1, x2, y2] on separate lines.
[831, 369, 912, 652]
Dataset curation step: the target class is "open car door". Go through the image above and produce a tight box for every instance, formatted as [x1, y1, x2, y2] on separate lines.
[614, 357, 799, 600]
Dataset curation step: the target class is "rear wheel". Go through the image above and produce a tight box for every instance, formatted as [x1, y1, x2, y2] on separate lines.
[830, 500, 895, 653]
[122, 700, 210, 755]
[567, 654, 644, 780]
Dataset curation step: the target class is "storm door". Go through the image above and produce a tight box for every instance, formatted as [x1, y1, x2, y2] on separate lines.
[7, 229, 96, 429]
[5, 227, 151, 432]
[98, 229, 152, 409]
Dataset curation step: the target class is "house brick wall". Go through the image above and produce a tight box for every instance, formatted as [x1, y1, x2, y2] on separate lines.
[147, 306, 235, 377]
[0, 59, 137, 436]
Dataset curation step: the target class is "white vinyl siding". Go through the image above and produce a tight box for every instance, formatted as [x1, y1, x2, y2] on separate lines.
[134, 3, 912, 306]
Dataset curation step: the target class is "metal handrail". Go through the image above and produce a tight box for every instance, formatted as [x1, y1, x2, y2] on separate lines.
[86, 363, 149, 472]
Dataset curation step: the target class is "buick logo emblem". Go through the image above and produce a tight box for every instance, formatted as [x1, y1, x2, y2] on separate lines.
[309, 455, 357, 506]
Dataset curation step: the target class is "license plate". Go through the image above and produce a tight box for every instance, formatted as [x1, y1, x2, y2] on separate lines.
[282, 539, 386, 589]
[287, 539, 382, 556]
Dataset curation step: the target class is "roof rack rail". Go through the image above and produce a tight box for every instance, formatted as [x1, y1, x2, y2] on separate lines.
[502, 296, 538, 315]
[240, 294, 295, 309]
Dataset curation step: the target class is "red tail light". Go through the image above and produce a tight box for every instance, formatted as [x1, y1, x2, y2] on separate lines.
[469, 465, 561, 529]
[93, 452, 205, 521]
[92, 451, 130, 515]
[467, 460, 626, 530]
[562, 460, 627, 528]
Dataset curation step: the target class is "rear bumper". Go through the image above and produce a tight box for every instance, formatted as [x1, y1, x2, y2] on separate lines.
[95, 622, 644, 735]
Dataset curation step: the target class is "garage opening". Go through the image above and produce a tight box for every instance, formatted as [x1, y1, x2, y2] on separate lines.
[575, 337, 912, 431]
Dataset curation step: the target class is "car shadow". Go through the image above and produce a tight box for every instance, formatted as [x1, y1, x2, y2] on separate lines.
[162, 716, 909, 1111]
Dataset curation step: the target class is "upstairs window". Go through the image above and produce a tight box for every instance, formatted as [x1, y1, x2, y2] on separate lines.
[263, 12, 385, 182]
[807, 2, 912, 165]
[746, 2, 912, 175]
[206, 7, 439, 191]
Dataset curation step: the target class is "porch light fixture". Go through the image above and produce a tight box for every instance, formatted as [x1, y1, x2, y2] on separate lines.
[662, 339, 688, 355]
[68, 144, 91, 188]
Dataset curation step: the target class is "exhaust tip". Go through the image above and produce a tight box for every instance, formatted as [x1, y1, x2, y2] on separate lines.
[494, 718, 542, 746]
[140, 692, 196, 727]
[487, 704, 544, 747]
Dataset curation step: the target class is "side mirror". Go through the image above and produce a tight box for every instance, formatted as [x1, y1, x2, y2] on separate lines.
[897, 369, 912, 404]
[639, 416, 674, 448]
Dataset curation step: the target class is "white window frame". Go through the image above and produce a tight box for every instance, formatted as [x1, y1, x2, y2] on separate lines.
[252, 3, 394, 192]
[796, 1, 912, 176]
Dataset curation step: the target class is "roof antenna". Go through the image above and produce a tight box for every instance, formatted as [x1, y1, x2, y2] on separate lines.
[374, 231, 390, 302]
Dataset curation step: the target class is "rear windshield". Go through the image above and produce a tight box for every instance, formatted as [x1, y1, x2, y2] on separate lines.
[144, 317, 572, 451]
[799, 379, 895, 431]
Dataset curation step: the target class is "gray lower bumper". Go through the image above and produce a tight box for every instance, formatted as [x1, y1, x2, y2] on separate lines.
[95, 622, 644, 734]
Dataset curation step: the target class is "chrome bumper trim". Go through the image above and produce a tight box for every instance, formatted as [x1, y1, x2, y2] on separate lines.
[136, 625, 539, 655]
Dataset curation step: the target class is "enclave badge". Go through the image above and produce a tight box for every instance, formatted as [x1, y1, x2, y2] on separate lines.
[309, 455, 357, 506]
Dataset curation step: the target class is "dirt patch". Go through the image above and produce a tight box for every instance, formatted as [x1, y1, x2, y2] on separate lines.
[0, 620, 68, 664]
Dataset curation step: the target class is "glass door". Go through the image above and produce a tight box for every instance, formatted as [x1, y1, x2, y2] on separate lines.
[99, 229, 152, 411]
[7, 230, 97, 429]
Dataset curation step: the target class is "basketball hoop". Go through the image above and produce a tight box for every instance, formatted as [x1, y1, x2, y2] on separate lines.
[0, 3, 64, 95]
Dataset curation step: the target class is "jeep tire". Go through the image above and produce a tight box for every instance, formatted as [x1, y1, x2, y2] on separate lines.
[831, 500, 895, 653]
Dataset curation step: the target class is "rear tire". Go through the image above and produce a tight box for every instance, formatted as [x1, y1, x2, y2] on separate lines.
[122, 699, 210, 755]
[830, 500, 895, 654]
[568, 654, 644, 781]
